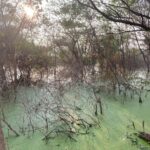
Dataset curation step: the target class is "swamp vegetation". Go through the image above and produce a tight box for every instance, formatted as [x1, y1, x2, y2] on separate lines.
[0, 0, 150, 150]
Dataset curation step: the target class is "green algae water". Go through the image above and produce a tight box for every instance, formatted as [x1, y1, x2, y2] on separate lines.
[2, 86, 150, 150]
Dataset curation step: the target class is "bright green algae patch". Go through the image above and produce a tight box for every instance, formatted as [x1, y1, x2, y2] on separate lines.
[2, 87, 150, 150]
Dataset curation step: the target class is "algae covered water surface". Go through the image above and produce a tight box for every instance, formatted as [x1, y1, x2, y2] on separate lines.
[2, 86, 150, 150]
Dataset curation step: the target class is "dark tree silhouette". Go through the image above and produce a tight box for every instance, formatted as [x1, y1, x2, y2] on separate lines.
[76, 0, 150, 31]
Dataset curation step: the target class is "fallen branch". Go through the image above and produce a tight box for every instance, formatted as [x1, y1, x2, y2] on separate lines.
[138, 132, 150, 143]
[1, 110, 19, 137]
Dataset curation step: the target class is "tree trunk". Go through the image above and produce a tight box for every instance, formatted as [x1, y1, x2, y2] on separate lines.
[0, 121, 6, 150]
[14, 59, 17, 85]
[0, 64, 7, 93]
